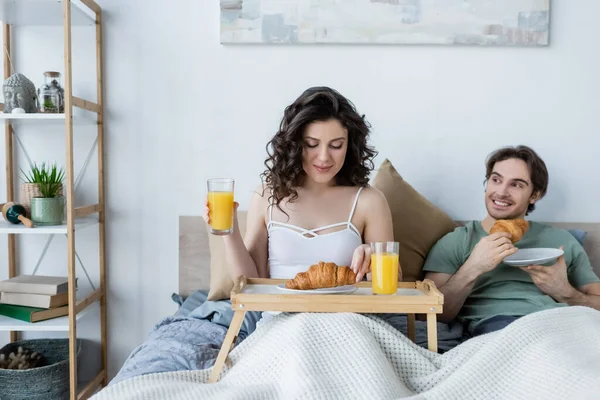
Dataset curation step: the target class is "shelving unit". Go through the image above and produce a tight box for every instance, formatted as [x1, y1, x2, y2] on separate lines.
[1, 1, 106, 399]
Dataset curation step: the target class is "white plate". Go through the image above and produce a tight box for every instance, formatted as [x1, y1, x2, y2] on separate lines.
[276, 284, 358, 295]
[504, 248, 564, 267]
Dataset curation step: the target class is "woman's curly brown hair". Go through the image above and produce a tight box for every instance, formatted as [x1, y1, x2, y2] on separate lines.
[261, 86, 377, 213]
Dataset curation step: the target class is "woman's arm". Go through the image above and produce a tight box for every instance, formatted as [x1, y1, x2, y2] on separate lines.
[222, 187, 270, 279]
[351, 187, 395, 281]
[362, 187, 394, 244]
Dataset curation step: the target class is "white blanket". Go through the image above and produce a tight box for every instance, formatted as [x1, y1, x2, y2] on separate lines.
[93, 306, 600, 400]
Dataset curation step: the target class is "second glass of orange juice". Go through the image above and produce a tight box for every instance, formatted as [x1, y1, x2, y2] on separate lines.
[207, 178, 234, 235]
[371, 241, 400, 295]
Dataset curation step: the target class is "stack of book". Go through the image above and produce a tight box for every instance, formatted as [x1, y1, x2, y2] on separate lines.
[0, 275, 74, 323]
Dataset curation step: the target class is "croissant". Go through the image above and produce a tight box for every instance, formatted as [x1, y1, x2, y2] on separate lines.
[285, 262, 357, 290]
[490, 219, 530, 244]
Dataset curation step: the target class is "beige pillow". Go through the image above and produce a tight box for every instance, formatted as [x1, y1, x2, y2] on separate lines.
[371, 159, 457, 282]
[207, 211, 247, 301]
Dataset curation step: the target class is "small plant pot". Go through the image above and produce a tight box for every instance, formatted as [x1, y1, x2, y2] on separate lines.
[30, 196, 65, 226]
[20, 183, 64, 218]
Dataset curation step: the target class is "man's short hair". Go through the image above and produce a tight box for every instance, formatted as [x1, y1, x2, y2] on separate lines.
[485, 145, 549, 215]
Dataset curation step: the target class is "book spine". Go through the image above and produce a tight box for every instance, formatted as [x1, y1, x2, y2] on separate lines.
[0, 292, 62, 308]
[0, 283, 59, 295]
[0, 304, 35, 322]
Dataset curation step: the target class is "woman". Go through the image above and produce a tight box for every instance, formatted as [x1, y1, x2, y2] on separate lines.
[204, 86, 396, 284]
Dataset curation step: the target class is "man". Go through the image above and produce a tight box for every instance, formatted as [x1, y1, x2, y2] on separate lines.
[423, 145, 600, 337]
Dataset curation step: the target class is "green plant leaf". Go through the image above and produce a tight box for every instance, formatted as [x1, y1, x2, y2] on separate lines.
[20, 161, 65, 198]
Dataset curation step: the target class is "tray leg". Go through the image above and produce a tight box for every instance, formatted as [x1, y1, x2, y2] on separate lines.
[407, 313, 416, 343]
[209, 310, 246, 383]
[426, 313, 438, 353]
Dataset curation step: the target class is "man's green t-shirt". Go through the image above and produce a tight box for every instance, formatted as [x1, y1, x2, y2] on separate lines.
[422, 221, 600, 333]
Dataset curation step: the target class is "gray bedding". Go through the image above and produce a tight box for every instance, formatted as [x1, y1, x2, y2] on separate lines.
[109, 290, 465, 386]
[109, 291, 261, 386]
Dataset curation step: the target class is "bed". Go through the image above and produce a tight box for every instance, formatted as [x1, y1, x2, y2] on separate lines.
[91, 217, 600, 400]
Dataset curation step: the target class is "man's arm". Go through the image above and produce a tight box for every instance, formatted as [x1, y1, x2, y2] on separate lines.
[556, 282, 600, 310]
[426, 232, 517, 323]
[520, 237, 600, 311]
[425, 269, 480, 323]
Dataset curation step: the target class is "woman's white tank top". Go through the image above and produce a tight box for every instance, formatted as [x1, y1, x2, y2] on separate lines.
[266, 187, 364, 278]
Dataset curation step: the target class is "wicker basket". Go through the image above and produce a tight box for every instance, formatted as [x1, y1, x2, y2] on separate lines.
[20, 183, 64, 218]
[0, 338, 81, 400]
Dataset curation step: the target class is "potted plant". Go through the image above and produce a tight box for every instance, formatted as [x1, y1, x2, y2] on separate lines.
[20, 162, 66, 226]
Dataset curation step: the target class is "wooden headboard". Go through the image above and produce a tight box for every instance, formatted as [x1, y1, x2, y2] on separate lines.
[179, 216, 212, 296]
[178, 215, 600, 297]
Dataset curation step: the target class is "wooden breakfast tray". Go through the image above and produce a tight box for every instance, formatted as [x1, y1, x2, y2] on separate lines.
[209, 276, 444, 383]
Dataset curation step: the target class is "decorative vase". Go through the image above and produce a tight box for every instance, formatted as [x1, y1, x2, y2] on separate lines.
[30, 196, 65, 226]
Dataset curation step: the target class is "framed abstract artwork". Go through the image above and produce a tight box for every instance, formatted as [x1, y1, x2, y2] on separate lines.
[220, 0, 550, 46]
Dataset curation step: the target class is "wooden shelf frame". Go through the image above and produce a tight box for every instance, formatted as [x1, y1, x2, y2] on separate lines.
[1, 0, 106, 399]
[78, 369, 105, 400]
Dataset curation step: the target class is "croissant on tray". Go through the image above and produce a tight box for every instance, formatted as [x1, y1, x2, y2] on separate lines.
[285, 262, 357, 290]
[490, 219, 530, 244]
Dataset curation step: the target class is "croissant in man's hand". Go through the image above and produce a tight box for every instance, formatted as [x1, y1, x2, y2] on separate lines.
[285, 262, 357, 290]
[490, 218, 530, 244]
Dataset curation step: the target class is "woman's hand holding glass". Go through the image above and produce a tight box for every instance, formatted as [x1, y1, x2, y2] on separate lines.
[205, 178, 237, 235]
[203, 197, 239, 234]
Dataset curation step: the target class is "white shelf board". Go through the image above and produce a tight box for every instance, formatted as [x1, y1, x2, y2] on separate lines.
[0, 216, 97, 234]
[0, 112, 65, 121]
[0, 0, 96, 26]
[0, 304, 91, 332]
[0, 108, 98, 126]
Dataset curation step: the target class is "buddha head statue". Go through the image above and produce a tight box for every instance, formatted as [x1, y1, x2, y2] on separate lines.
[3, 73, 38, 113]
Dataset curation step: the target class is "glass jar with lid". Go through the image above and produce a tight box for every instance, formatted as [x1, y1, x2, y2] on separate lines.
[37, 71, 65, 113]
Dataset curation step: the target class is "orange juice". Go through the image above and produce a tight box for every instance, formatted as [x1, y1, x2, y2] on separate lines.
[371, 252, 399, 295]
[208, 191, 234, 232]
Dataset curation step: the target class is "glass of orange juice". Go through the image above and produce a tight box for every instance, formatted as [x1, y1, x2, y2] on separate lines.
[207, 178, 234, 235]
[371, 241, 400, 295]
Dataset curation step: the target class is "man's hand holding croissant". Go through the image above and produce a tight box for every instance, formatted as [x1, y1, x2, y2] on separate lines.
[463, 232, 518, 278]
